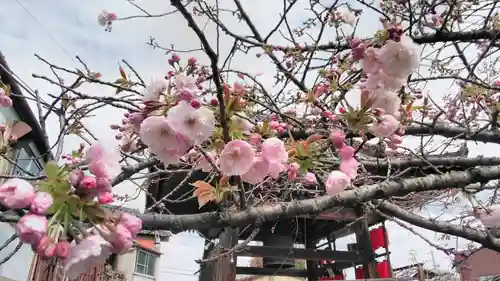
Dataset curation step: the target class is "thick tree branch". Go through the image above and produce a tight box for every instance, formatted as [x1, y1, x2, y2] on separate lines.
[376, 200, 500, 251]
[140, 165, 500, 232]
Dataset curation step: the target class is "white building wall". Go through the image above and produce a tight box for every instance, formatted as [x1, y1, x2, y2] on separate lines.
[117, 248, 160, 281]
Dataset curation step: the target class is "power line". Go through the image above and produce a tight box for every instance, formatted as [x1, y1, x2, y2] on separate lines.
[13, 0, 78, 66]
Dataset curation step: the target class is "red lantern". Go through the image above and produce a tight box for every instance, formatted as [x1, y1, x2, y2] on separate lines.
[369, 226, 389, 250]
[355, 266, 365, 279]
[376, 259, 391, 278]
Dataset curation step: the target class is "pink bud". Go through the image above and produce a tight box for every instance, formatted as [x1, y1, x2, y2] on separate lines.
[69, 169, 84, 187]
[43, 243, 56, 258]
[55, 241, 71, 258]
[303, 172, 318, 185]
[338, 146, 355, 160]
[16, 214, 47, 245]
[80, 176, 97, 189]
[171, 53, 180, 62]
[30, 192, 53, 214]
[98, 192, 114, 204]
[107, 12, 117, 21]
[329, 130, 345, 149]
[249, 133, 262, 145]
[190, 99, 201, 109]
[188, 57, 197, 65]
[34, 236, 52, 256]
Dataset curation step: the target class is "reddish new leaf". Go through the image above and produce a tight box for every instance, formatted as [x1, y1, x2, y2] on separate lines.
[191, 181, 215, 208]
[119, 66, 127, 81]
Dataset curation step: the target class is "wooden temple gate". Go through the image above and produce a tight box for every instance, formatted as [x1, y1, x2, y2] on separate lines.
[146, 166, 394, 281]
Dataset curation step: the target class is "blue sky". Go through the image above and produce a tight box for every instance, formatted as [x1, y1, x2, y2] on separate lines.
[0, 0, 489, 280]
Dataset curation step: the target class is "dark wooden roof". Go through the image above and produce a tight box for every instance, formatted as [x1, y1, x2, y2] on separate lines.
[0, 52, 51, 161]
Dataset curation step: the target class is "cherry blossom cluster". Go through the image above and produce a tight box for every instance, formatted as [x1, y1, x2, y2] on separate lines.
[97, 10, 117, 32]
[0, 141, 143, 280]
[103, 24, 423, 205]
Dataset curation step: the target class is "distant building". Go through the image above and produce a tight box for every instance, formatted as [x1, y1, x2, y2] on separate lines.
[0, 52, 51, 281]
[454, 248, 500, 281]
[28, 228, 171, 281]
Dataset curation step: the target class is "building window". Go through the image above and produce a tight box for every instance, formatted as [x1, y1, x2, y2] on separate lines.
[11, 142, 42, 177]
[135, 250, 156, 277]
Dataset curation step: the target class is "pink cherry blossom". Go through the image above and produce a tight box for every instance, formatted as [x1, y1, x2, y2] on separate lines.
[119, 213, 142, 237]
[325, 171, 351, 196]
[261, 137, 288, 163]
[143, 78, 168, 102]
[361, 47, 380, 75]
[139, 116, 190, 165]
[362, 70, 406, 92]
[96, 178, 112, 192]
[338, 146, 355, 160]
[339, 157, 359, 179]
[378, 36, 420, 79]
[64, 235, 113, 280]
[268, 161, 286, 179]
[86, 143, 122, 179]
[303, 172, 317, 185]
[16, 213, 47, 245]
[109, 224, 133, 253]
[241, 157, 270, 184]
[370, 114, 399, 138]
[30, 192, 53, 214]
[174, 74, 199, 99]
[370, 91, 401, 116]
[0, 178, 35, 209]
[97, 224, 133, 253]
[166, 101, 215, 144]
[97, 10, 116, 26]
[473, 205, 500, 228]
[219, 140, 255, 176]
[329, 130, 345, 149]
[195, 151, 217, 172]
[389, 134, 403, 149]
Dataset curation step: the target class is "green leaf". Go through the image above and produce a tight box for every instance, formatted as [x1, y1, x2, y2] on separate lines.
[53, 181, 71, 195]
[44, 161, 59, 181]
[37, 181, 54, 193]
[45, 197, 65, 215]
